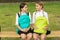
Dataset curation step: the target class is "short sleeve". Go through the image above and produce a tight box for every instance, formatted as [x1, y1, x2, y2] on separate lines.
[16, 13, 18, 25]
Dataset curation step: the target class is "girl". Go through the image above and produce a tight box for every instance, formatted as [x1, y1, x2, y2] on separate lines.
[16, 3, 32, 40]
[32, 2, 49, 40]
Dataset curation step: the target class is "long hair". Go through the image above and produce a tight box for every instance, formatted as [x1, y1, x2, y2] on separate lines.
[19, 3, 26, 11]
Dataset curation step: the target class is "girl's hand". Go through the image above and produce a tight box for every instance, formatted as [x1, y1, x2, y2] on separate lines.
[33, 25, 38, 29]
[16, 25, 27, 32]
[22, 29, 27, 32]
[27, 27, 30, 31]
[43, 26, 48, 30]
[31, 24, 38, 29]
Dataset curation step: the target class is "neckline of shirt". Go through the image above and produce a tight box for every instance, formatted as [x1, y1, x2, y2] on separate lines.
[19, 12, 27, 15]
[36, 10, 43, 13]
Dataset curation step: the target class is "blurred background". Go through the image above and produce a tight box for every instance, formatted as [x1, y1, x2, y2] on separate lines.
[0, 0, 60, 40]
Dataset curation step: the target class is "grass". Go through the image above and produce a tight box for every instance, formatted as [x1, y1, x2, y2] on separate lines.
[0, 1, 60, 40]
[0, 3, 19, 31]
[1, 37, 60, 40]
[0, 2, 60, 31]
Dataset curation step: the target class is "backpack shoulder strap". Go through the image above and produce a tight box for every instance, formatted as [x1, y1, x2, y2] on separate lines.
[18, 13, 20, 17]
[42, 11, 45, 17]
[35, 11, 36, 15]
[34, 11, 36, 19]
[26, 12, 29, 16]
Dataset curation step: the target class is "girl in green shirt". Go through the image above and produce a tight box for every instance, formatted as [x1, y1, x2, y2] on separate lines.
[32, 2, 49, 40]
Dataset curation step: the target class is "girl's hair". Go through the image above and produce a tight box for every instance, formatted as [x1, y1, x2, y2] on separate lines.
[19, 3, 27, 11]
[36, 1, 44, 8]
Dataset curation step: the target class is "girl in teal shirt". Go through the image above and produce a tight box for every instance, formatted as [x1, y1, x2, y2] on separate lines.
[16, 3, 32, 40]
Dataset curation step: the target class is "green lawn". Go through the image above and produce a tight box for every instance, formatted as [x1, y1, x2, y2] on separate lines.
[0, 1, 60, 40]
[1, 37, 60, 40]
[0, 2, 60, 31]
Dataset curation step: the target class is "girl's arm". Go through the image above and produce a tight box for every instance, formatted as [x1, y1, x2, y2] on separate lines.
[31, 12, 38, 29]
[26, 26, 30, 31]
[16, 25, 26, 31]
[16, 13, 18, 25]
[44, 12, 49, 25]
[31, 24, 38, 29]
[43, 12, 49, 30]
[16, 25, 24, 31]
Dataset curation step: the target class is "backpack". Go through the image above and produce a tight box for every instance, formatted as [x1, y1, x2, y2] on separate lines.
[16, 12, 30, 34]
[18, 12, 30, 29]
[34, 11, 51, 35]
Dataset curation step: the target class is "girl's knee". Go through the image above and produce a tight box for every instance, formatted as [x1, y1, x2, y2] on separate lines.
[33, 34, 38, 40]
[33, 36, 38, 40]
[40, 37, 45, 40]
[28, 35, 32, 39]
[21, 34, 26, 39]
[27, 33, 32, 40]
[40, 34, 46, 40]
[21, 36, 26, 40]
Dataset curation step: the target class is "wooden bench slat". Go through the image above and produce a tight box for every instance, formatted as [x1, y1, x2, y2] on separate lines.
[0, 31, 60, 37]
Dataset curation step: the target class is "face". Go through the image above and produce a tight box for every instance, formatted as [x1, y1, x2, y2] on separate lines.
[22, 5, 28, 12]
[36, 3, 42, 11]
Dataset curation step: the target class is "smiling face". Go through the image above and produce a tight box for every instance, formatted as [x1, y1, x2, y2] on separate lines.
[22, 5, 28, 12]
[20, 3, 28, 12]
[35, 2, 43, 11]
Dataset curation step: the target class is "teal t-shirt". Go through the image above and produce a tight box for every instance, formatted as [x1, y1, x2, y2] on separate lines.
[16, 13, 30, 33]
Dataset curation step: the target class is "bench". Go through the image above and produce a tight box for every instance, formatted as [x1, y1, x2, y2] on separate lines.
[0, 31, 60, 37]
